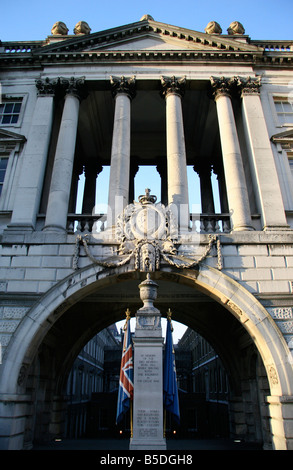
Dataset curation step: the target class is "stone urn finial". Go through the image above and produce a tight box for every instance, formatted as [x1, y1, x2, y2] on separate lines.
[227, 21, 245, 35]
[51, 21, 69, 36]
[138, 273, 159, 312]
[205, 21, 222, 35]
[140, 14, 154, 21]
[74, 21, 91, 35]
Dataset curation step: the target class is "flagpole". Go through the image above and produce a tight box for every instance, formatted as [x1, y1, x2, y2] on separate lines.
[164, 309, 172, 439]
[163, 308, 180, 428]
[125, 308, 133, 438]
[130, 400, 133, 438]
[167, 308, 173, 331]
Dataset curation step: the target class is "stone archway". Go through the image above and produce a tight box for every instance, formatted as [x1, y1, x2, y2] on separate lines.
[0, 262, 292, 449]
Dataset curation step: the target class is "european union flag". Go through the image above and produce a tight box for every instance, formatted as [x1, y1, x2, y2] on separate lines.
[116, 310, 134, 424]
[163, 311, 180, 425]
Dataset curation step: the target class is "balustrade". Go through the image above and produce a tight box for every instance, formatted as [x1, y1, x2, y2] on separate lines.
[66, 213, 106, 233]
[63, 212, 231, 234]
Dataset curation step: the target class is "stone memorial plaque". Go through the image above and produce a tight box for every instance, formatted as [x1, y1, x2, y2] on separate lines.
[130, 342, 166, 450]
[129, 274, 166, 450]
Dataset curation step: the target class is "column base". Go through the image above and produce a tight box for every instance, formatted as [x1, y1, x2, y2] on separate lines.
[129, 438, 166, 451]
[42, 225, 66, 233]
[263, 224, 291, 231]
[231, 225, 255, 232]
[5, 223, 34, 232]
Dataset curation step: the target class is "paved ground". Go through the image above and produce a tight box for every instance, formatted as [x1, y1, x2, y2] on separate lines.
[33, 437, 263, 451]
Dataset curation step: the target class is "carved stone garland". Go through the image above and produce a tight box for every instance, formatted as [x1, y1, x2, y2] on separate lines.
[73, 189, 223, 272]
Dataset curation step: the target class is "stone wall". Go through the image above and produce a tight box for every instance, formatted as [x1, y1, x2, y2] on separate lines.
[0, 231, 292, 362]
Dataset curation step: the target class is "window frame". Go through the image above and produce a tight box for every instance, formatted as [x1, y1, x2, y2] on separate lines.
[274, 96, 293, 127]
[269, 93, 293, 129]
[0, 156, 9, 197]
[0, 93, 28, 128]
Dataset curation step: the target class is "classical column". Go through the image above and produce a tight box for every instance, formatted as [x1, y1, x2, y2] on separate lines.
[44, 77, 87, 232]
[82, 162, 102, 214]
[106, 76, 136, 229]
[193, 162, 215, 214]
[213, 158, 229, 214]
[129, 160, 139, 204]
[237, 76, 289, 231]
[8, 78, 58, 231]
[156, 161, 168, 206]
[210, 77, 254, 231]
[161, 76, 189, 232]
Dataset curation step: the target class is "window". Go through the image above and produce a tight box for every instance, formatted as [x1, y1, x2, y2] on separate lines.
[0, 100, 22, 125]
[0, 157, 8, 196]
[274, 98, 293, 126]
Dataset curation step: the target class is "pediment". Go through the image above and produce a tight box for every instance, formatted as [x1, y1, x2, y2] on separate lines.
[271, 128, 293, 151]
[85, 34, 221, 52]
[37, 18, 263, 56]
[271, 129, 293, 140]
[0, 128, 26, 143]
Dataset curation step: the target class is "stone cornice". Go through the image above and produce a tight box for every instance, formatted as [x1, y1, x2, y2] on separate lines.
[0, 49, 267, 67]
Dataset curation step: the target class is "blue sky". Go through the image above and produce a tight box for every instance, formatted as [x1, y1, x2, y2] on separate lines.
[1, 0, 293, 41]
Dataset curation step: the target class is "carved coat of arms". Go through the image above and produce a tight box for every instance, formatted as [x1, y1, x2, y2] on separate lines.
[73, 189, 222, 272]
[116, 189, 178, 271]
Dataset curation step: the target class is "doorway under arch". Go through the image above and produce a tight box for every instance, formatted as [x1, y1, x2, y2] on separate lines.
[1, 263, 292, 449]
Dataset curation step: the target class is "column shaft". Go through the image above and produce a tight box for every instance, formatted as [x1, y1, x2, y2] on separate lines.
[44, 78, 86, 232]
[82, 163, 102, 214]
[211, 77, 254, 231]
[107, 76, 135, 228]
[9, 79, 57, 230]
[238, 77, 289, 230]
[194, 165, 215, 213]
[161, 76, 189, 232]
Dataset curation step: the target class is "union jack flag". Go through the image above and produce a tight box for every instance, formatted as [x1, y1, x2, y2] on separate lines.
[116, 310, 134, 424]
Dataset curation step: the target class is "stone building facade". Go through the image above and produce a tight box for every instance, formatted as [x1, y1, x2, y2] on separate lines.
[0, 15, 293, 449]
[177, 328, 230, 439]
[65, 324, 120, 440]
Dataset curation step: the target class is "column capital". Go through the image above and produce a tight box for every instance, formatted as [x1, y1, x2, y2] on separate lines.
[160, 75, 186, 99]
[193, 160, 213, 177]
[35, 77, 59, 96]
[209, 76, 237, 100]
[60, 76, 88, 101]
[83, 160, 103, 178]
[236, 76, 262, 96]
[110, 75, 136, 100]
